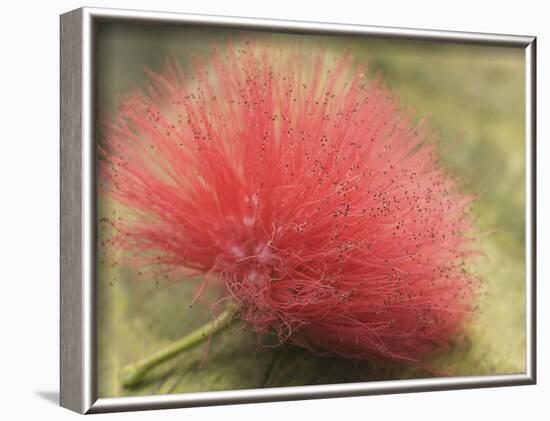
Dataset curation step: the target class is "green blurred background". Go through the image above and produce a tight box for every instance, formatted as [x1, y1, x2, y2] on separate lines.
[96, 22, 526, 398]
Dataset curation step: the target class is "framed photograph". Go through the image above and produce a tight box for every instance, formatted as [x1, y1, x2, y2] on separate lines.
[60, 7, 536, 414]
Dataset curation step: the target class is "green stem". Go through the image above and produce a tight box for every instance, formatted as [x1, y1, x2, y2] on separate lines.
[121, 304, 237, 387]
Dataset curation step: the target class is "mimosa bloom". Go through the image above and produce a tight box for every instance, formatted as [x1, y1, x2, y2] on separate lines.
[100, 41, 478, 362]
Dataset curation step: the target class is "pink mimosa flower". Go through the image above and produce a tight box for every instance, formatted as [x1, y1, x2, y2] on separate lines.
[99, 41, 479, 363]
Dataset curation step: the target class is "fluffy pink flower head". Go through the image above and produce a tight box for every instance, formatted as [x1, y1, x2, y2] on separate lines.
[100, 41, 478, 363]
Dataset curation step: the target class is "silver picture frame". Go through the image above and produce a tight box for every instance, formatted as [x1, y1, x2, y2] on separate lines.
[60, 6, 537, 414]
